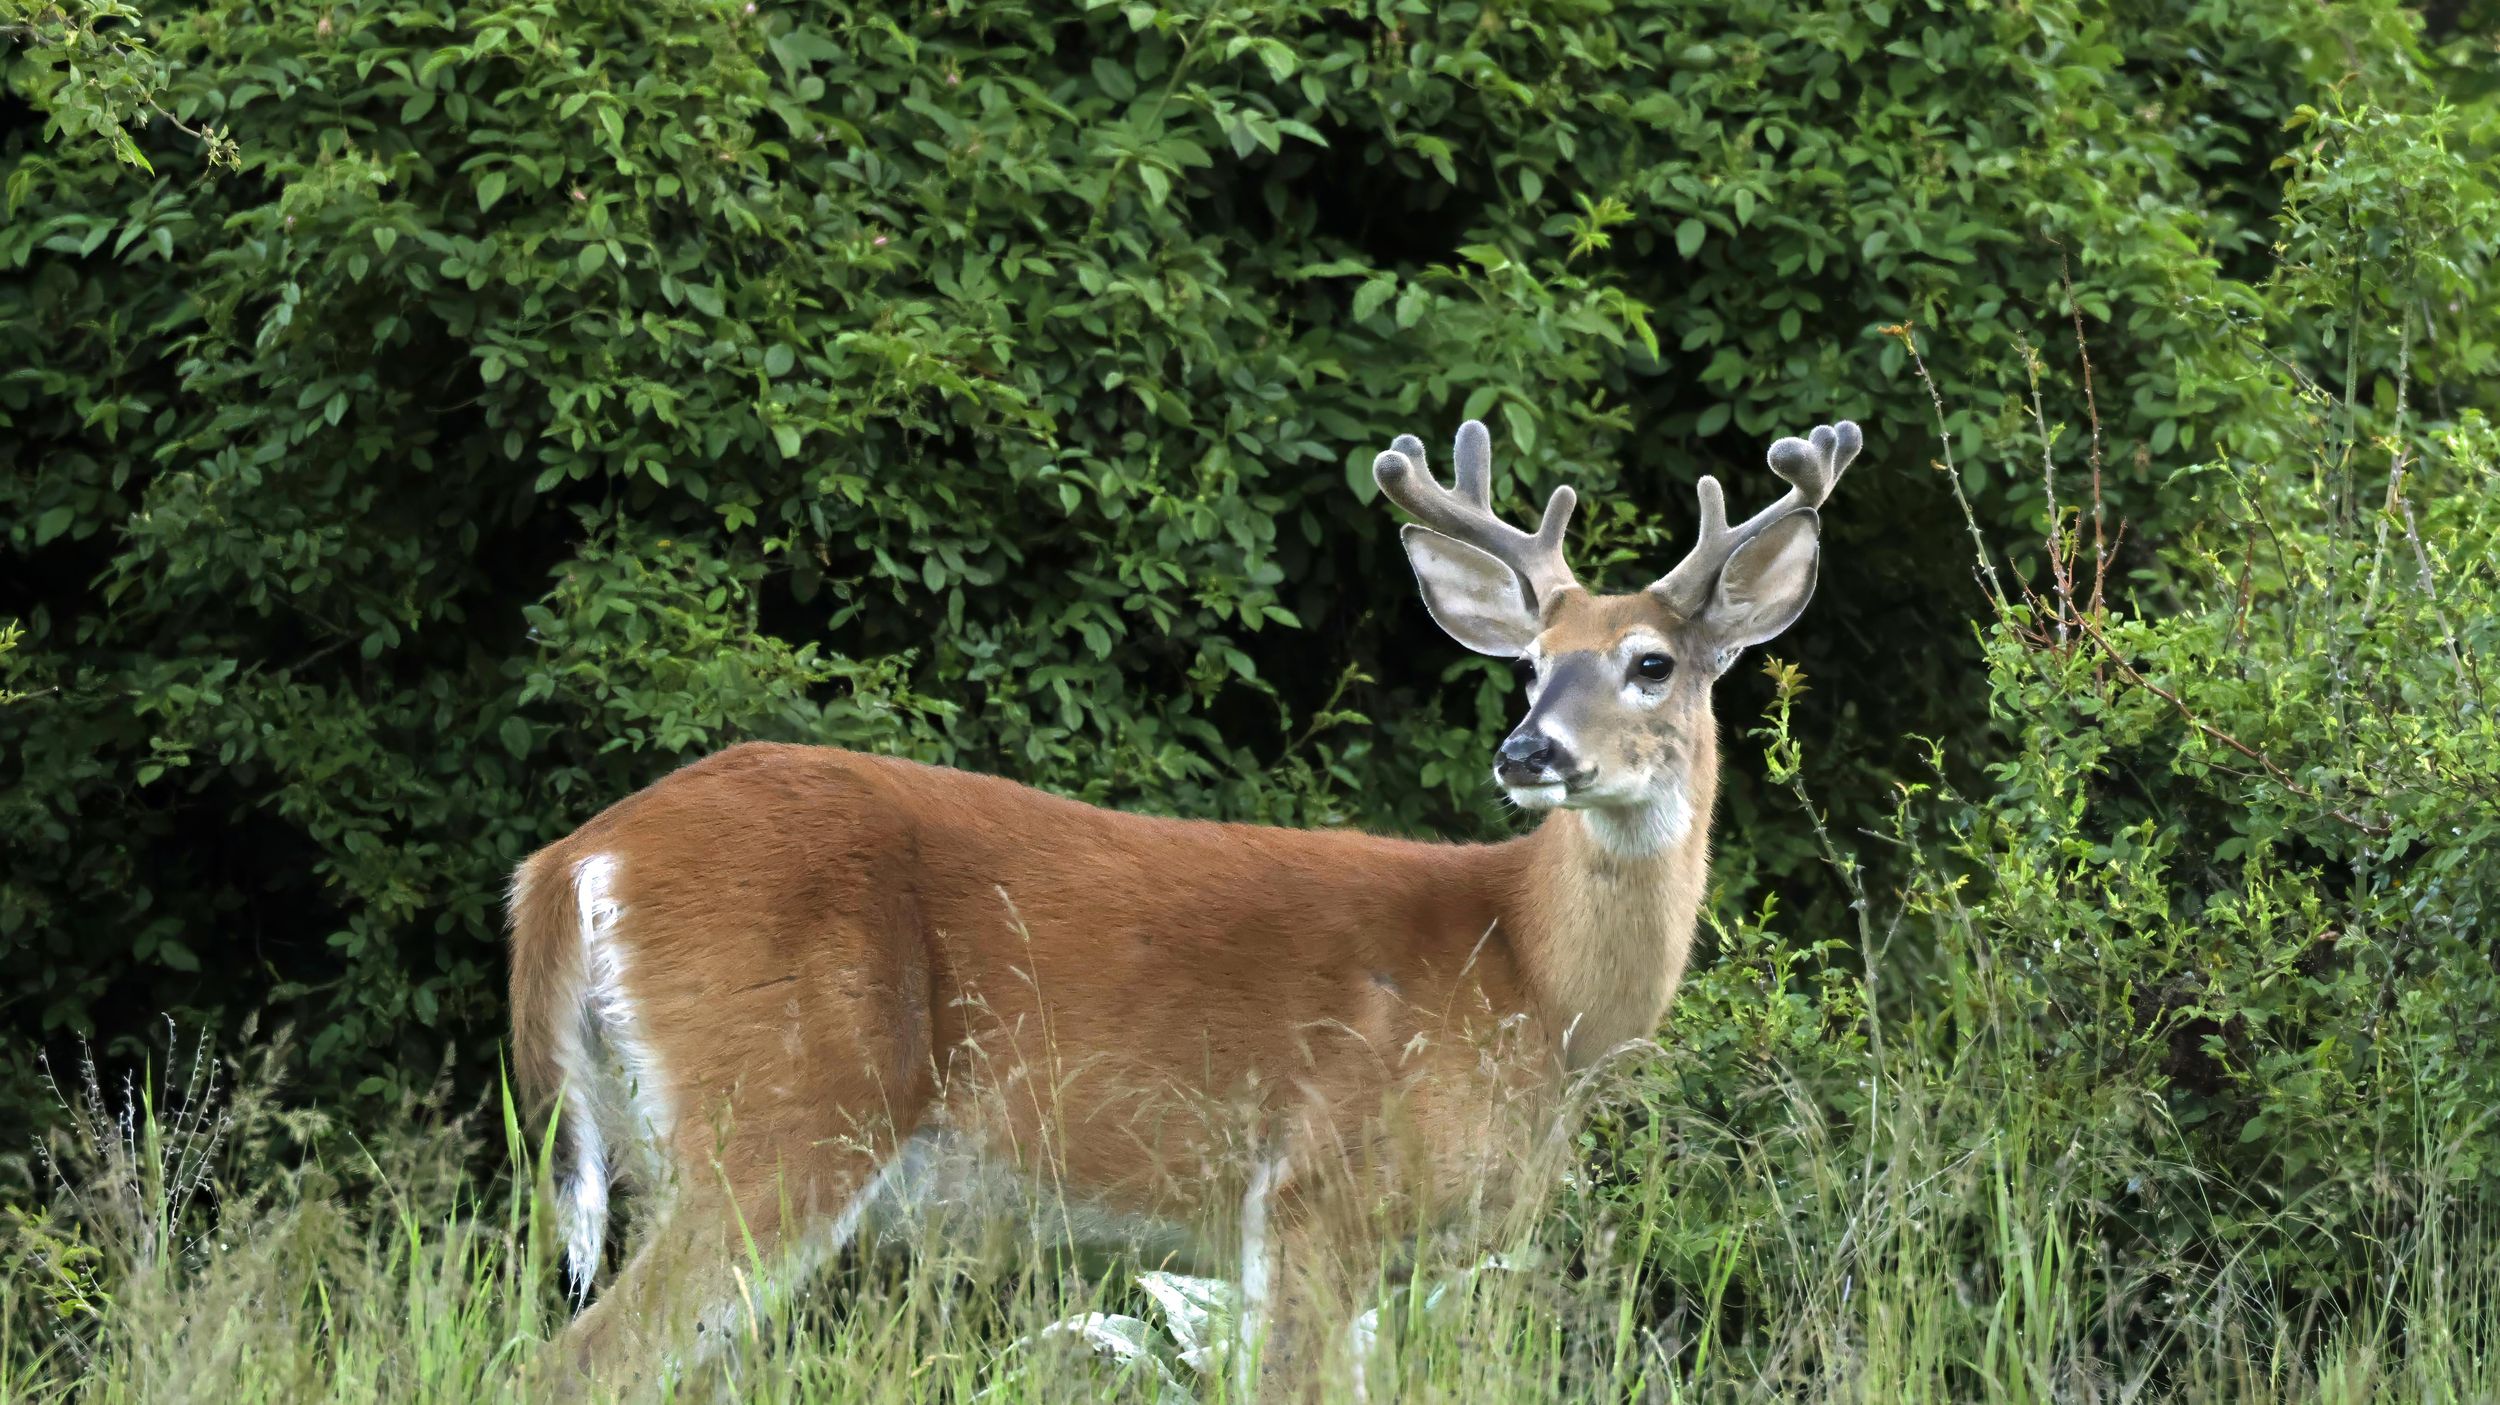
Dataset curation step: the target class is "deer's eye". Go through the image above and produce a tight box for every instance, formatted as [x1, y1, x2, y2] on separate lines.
[1633, 653, 1674, 682]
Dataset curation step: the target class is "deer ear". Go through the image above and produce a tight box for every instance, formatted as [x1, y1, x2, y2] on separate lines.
[1401, 525, 1538, 657]
[1705, 509, 1820, 650]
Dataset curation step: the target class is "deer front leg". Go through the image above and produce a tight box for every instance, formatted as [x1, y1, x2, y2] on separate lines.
[1238, 1157, 1382, 1404]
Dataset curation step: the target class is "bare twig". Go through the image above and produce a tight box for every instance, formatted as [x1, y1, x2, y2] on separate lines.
[2018, 337, 2073, 649]
[1884, 322, 2008, 612]
[2058, 253, 2111, 619]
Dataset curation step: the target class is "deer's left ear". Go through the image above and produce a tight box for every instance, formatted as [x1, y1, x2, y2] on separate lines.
[1704, 509, 1820, 649]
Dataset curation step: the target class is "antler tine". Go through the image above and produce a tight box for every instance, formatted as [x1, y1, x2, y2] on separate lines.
[1374, 419, 1580, 606]
[1652, 420, 1861, 616]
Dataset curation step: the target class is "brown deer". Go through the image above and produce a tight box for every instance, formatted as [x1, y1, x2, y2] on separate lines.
[509, 416, 1861, 1397]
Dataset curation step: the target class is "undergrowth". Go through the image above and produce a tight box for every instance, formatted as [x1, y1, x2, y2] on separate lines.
[6, 82, 2497, 1405]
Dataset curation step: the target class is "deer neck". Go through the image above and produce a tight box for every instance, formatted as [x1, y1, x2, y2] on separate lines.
[1507, 757, 1717, 1070]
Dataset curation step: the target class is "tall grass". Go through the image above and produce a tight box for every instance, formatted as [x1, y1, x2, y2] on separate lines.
[13, 403, 2499, 1402]
[13, 103, 2495, 1392]
[5, 1001, 2493, 1404]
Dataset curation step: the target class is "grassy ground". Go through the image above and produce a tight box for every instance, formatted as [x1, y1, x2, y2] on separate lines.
[10, 318, 2494, 1401]
[5, 1011, 2493, 1405]
[13, 433, 2495, 1405]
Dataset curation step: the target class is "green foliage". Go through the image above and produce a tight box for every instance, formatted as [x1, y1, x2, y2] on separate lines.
[1609, 89, 2500, 1372]
[0, 0, 238, 177]
[1, 0, 2494, 1291]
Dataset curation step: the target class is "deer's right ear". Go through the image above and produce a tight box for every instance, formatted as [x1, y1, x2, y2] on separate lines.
[1401, 524, 1539, 657]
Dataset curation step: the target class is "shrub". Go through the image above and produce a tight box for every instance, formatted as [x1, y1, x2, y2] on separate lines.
[1, 0, 2491, 1167]
[1618, 90, 2500, 1374]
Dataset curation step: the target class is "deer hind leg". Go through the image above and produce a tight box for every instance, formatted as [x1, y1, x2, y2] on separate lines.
[543, 1127, 906, 1401]
[544, 1022, 931, 1398]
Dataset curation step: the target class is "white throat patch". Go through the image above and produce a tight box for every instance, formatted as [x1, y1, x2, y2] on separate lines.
[1581, 785, 1693, 858]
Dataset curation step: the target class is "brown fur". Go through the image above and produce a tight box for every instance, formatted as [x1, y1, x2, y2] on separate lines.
[506, 411, 1861, 1396]
[506, 860, 586, 1116]
[510, 725, 1718, 1394]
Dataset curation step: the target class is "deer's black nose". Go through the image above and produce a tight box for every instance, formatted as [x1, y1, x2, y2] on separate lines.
[1499, 733, 1554, 767]
[1496, 732, 1560, 783]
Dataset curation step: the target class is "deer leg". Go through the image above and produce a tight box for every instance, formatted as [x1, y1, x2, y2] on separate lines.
[538, 1130, 902, 1402]
[1238, 1162, 1381, 1405]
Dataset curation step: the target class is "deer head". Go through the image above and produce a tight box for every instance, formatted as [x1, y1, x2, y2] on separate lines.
[1376, 418, 1860, 840]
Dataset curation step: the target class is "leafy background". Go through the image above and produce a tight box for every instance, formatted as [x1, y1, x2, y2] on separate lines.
[6, 1, 2500, 1376]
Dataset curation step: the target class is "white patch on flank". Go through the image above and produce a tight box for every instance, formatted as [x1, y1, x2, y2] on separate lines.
[1235, 1155, 1288, 1398]
[680, 1150, 917, 1372]
[863, 1127, 1195, 1258]
[825, 1153, 907, 1257]
[554, 852, 676, 1301]
[683, 1137, 1203, 1378]
[1582, 783, 1693, 858]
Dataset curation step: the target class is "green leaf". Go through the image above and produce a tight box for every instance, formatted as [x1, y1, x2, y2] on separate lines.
[1346, 451, 1379, 503]
[1254, 39, 1296, 83]
[1090, 57, 1137, 102]
[499, 716, 532, 758]
[477, 170, 509, 212]
[765, 344, 794, 378]
[1676, 217, 1705, 259]
[1501, 401, 1538, 457]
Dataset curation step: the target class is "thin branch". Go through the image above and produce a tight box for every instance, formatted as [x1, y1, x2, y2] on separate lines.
[2059, 252, 2111, 619]
[2018, 337, 2072, 649]
[1884, 322, 2008, 612]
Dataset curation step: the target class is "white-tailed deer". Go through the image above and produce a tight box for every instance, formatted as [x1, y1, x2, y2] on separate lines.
[509, 416, 1861, 1397]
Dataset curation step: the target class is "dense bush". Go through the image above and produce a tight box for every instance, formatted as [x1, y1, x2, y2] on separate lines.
[1, 0, 2492, 1214]
[6, 0, 2500, 1394]
[1612, 92, 2500, 1364]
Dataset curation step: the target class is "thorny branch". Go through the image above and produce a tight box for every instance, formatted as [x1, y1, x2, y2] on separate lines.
[1890, 305, 2391, 838]
[1881, 322, 2008, 613]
